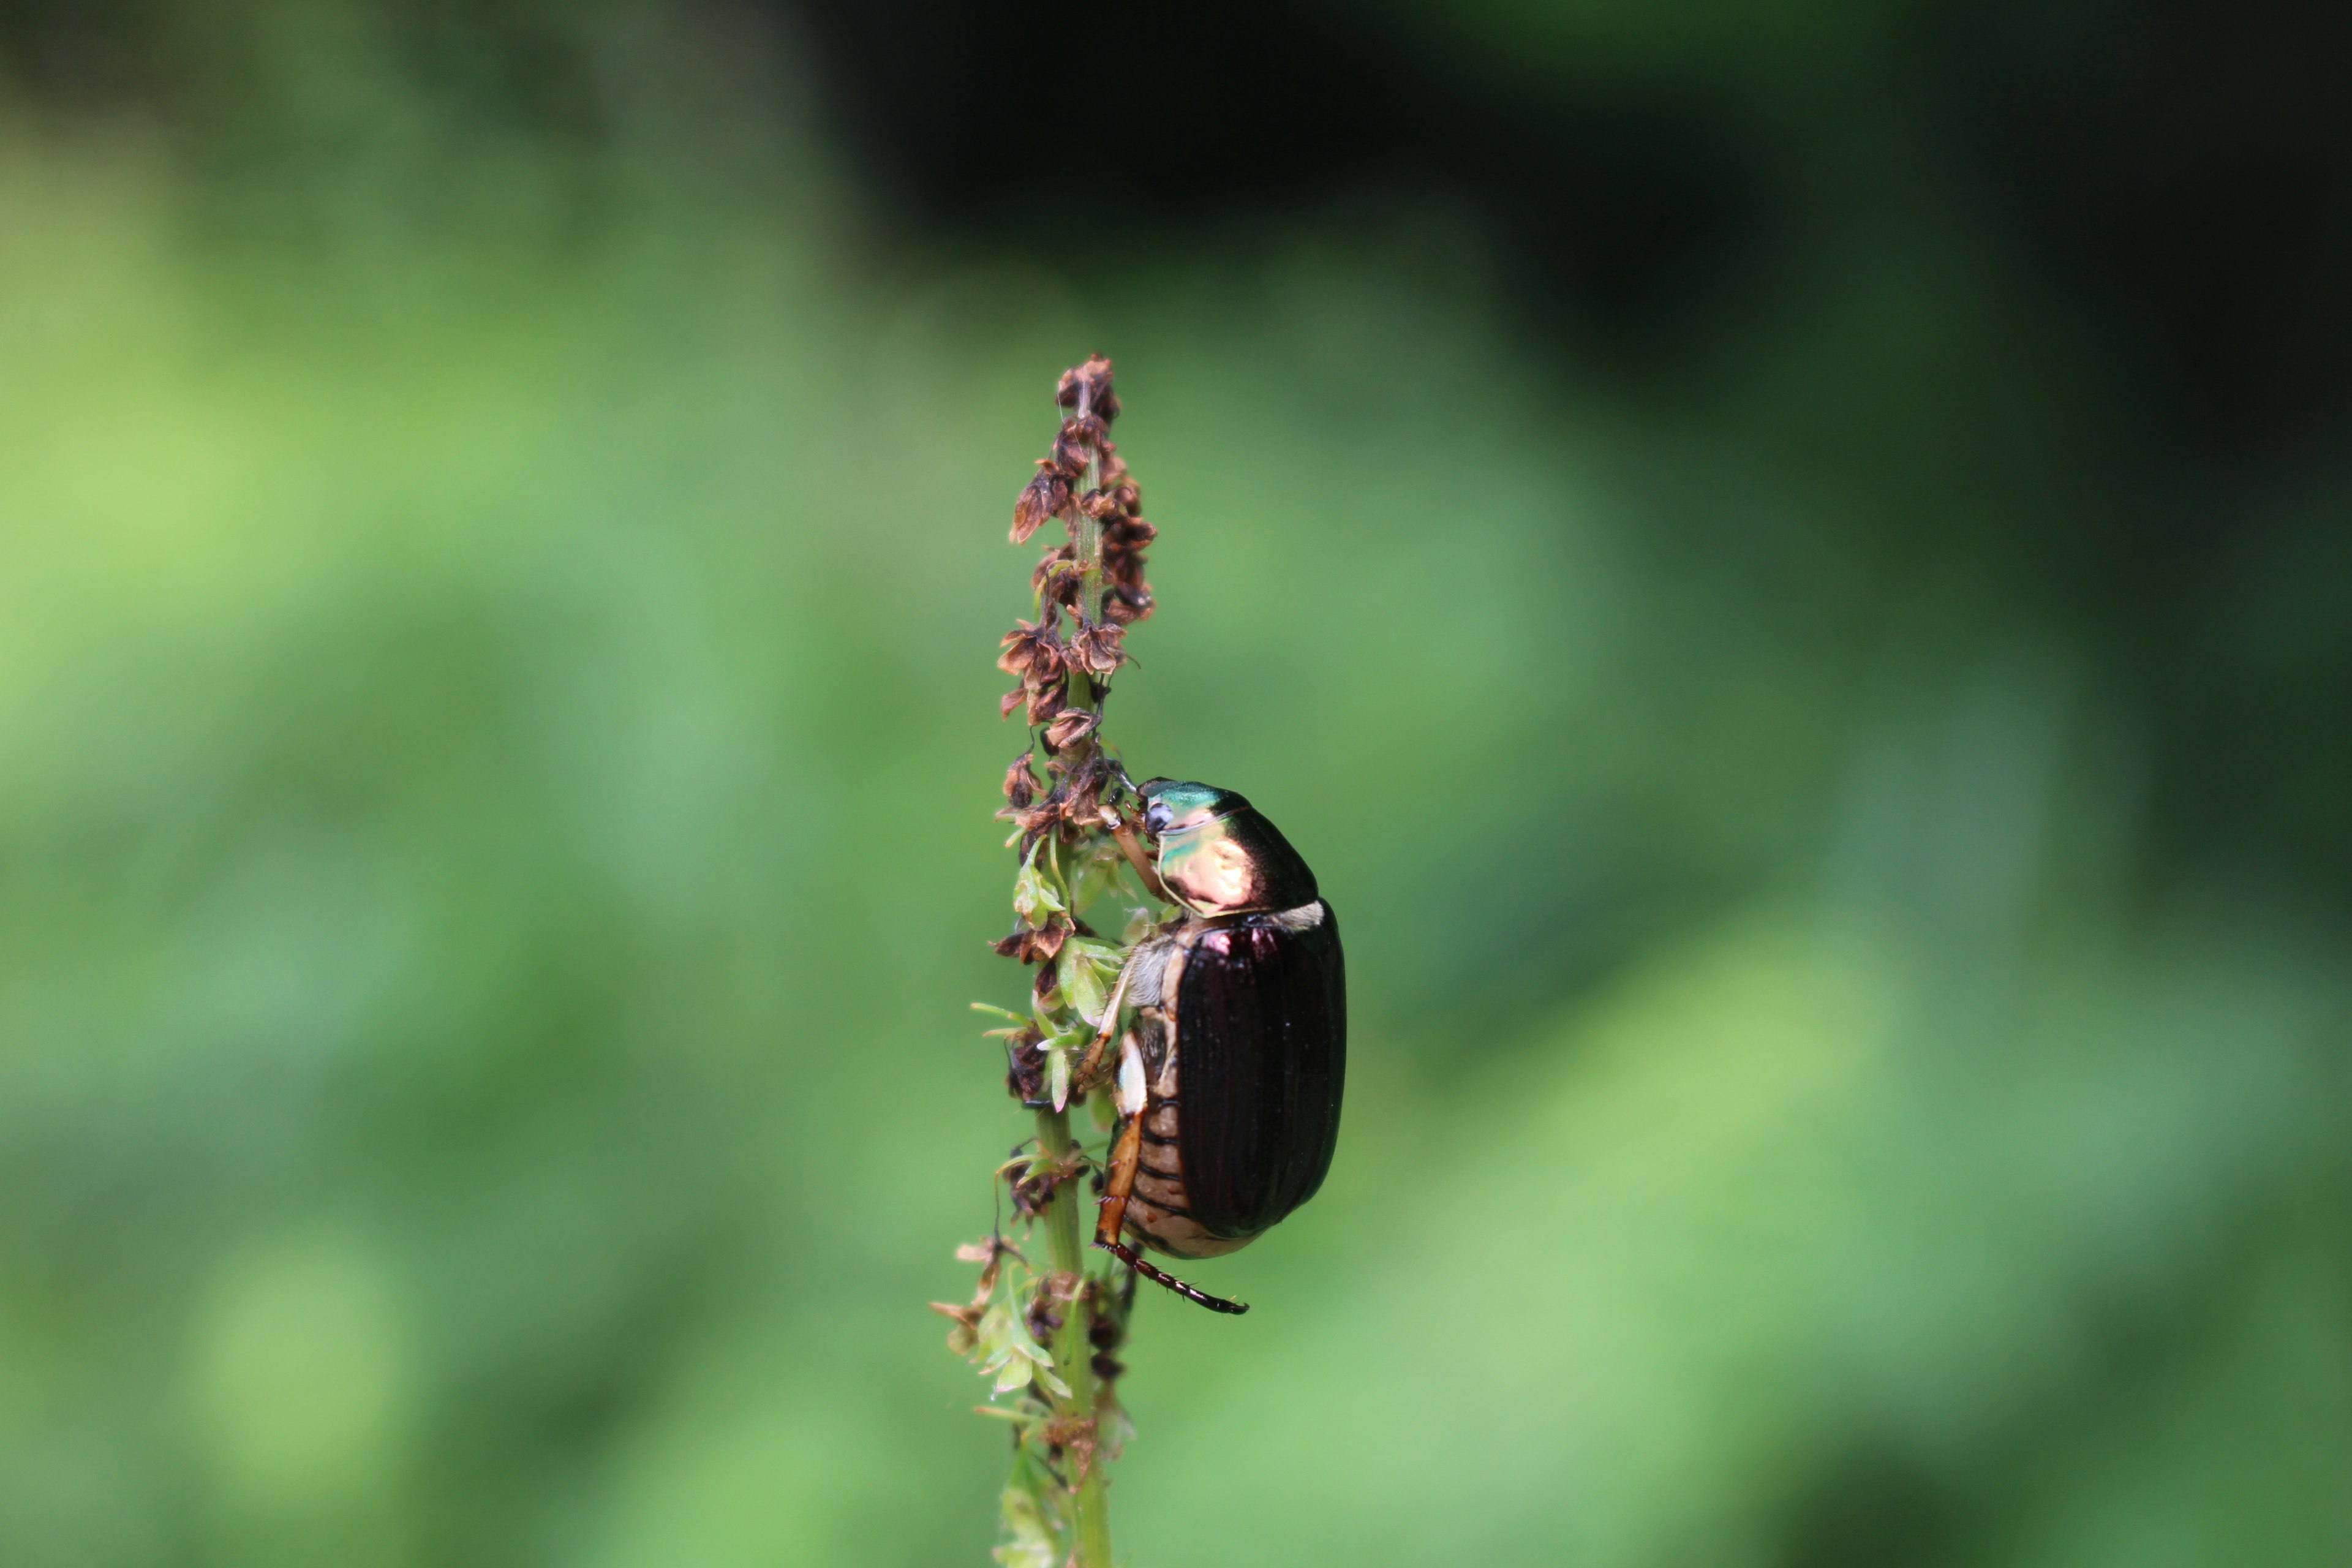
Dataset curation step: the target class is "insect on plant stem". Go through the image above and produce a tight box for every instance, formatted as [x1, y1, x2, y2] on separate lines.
[943, 355, 1348, 1565]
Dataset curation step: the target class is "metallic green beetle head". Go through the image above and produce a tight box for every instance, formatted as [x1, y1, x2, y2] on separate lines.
[1137, 778, 1320, 918]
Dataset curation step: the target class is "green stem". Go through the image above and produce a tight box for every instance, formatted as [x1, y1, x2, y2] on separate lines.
[1076, 513, 1104, 635]
[1016, 374, 1115, 1568]
[1035, 1106, 1113, 1568]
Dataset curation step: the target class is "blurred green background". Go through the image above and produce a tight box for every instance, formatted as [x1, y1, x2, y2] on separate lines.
[2, 2, 2347, 1564]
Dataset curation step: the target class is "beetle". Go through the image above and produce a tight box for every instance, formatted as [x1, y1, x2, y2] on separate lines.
[1078, 778, 1346, 1314]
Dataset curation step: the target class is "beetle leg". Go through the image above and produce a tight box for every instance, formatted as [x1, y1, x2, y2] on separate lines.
[1091, 1066, 1248, 1316]
[1095, 1237, 1248, 1316]
[1110, 815, 1174, 905]
[1093, 1073, 1144, 1250]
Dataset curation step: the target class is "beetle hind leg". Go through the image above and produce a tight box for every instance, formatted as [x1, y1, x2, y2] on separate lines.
[1092, 1063, 1248, 1316]
[1095, 1236, 1248, 1316]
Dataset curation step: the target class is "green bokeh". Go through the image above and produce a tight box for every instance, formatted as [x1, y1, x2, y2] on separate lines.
[0, 9, 2345, 1566]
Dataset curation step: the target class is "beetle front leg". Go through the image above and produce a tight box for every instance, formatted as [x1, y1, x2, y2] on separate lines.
[1067, 955, 1138, 1095]
[1110, 814, 1173, 906]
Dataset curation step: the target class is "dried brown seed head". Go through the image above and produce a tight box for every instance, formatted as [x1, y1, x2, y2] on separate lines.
[1036, 558, 1085, 611]
[1055, 354, 1118, 421]
[1052, 413, 1107, 479]
[1010, 1167, 1052, 1218]
[1061, 754, 1110, 814]
[1029, 544, 1074, 598]
[1011, 464, 1072, 545]
[1001, 750, 1038, 808]
[1066, 622, 1125, 677]
[1024, 676, 1067, 726]
[997, 619, 1063, 677]
[1044, 708, 1101, 752]
[990, 920, 1069, 965]
[1005, 1038, 1045, 1102]
[997, 796, 1063, 840]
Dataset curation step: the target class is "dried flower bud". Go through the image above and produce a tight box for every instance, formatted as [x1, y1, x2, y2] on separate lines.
[997, 620, 1063, 678]
[1036, 558, 1084, 611]
[1012, 463, 1072, 545]
[1025, 676, 1067, 726]
[1052, 413, 1107, 479]
[1079, 489, 1122, 521]
[1002, 750, 1038, 808]
[990, 919, 1069, 965]
[1044, 708, 1101, 751]
[1011, 1164, 1054, 1217]
[1066, 621, 1125, 677]
[1029, 544, 1073, 595]
[1106, 581, 1153, 623]
[1059, 778, 1105, 836]
[1062, 753, 1107, 810]
[954, 1236, 1009, 1270]
[998, 687, 1027, 720]
[1055, 354, 1118, 421]
[1012, 1155, 1086, 1219]
[997, 796, 1063, 842]
[1005, 1031, 1046, 1102]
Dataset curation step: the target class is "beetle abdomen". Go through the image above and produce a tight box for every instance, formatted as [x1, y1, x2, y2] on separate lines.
[1119, 1019, 1254, 1261]
[1168, 900, 1346, 1240]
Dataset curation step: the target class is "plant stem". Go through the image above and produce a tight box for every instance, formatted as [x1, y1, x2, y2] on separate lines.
[1046, 379, 1116, 1568]
[973, 359, 1138, 1568]
[1035, 1106, 1113, 1567]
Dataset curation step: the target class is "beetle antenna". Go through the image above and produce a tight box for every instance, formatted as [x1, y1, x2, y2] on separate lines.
[1095, 1238, 1248, 1315]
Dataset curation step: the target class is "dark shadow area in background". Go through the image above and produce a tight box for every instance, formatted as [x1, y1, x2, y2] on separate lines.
[14, 0, 2343, 426]
[785, 0, 2352, 453]
[781, 0, 2352, 919]
[780, 0, 2352, 912]
[1, 0, 2345, 908]
[783, 0, 1773, 374]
